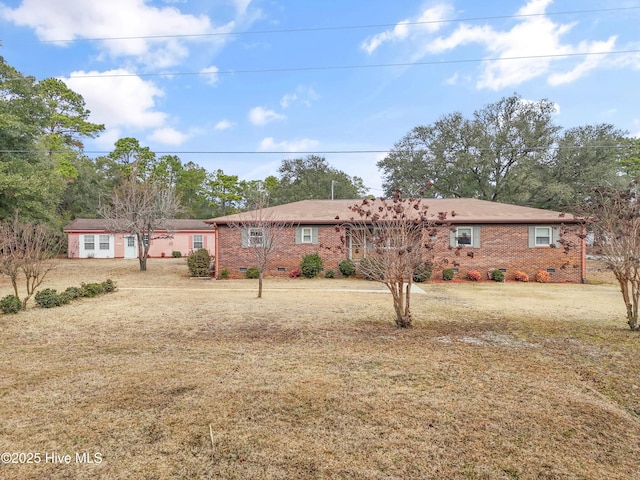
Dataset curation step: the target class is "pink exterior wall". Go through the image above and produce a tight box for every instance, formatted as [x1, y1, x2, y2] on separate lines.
[66, 231, 214, 259]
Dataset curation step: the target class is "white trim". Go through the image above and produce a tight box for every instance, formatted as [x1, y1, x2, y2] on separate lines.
[456, 227, 473, 246]
[535, 226, 552, 246]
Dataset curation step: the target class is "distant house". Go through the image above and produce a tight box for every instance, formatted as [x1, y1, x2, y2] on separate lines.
[206, 198, 586, 282]
[64, 219, 214, 259]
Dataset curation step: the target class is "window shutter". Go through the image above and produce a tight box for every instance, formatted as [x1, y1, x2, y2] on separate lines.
[204, 235, 208, 248]
[312, 227, 319, 244]
[552, 226, 561, 247]
[472, 226, 481, 248]
[189, 235, 193, 249]
[528, 226, 536, 248]
[295, 227, 302, 244]
[449, 229, 457, 248]
[241, 228, 248, 248]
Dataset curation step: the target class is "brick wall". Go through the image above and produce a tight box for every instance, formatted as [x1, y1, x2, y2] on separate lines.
[428, 223, 584, 283]
[216, 224, 346, 279]
[215, 223, 585, 282]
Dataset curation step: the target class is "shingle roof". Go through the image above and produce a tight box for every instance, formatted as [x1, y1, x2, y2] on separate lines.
[64, 218, 212, 232]
[206, 198, 578, 225]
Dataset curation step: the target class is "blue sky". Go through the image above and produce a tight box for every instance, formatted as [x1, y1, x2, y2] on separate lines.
[1, 0, 639, 195]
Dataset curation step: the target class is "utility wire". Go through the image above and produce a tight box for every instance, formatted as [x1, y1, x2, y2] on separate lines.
[7, 49, 629, 81]
[17, 6, 640, 44]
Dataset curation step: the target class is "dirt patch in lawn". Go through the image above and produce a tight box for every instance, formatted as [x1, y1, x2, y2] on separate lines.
[0, 258, 638, 479]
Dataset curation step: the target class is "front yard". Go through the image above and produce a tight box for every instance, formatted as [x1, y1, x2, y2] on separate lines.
[0, 258, 638, 479]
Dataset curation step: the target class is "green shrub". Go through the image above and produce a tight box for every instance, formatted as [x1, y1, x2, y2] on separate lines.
[338, 259, 356, 277]
[324, 269, 335, 278]
[300, 253, 323, 278]
[442, 268, 455, 281]
[219, 268, 230, 279]
[187, 248, 212, 277]
[491, 269, 505, 282]
[101, 279, 117, 293]
[35, 288, 64, 308]
[246, 267, 260, 279]
[0, 295, 21, 314]
[81, 282, 105, 298]
[413, 262, 433, 282]
[172, 251, 182, 258]
[64, 286, 83, 299]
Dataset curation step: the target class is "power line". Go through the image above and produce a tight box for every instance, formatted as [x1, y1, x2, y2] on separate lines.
[19, 49, 630, 80]
[19, 6, 640, 44]
[0, 145, 631, 155]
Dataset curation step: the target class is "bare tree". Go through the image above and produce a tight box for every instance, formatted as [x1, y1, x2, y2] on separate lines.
[231, 199, 294, 298]
[0, 217, 60, 309]
[579, 184, 640, 330]
[345, 192, 449, 328]
[99, 165, 181, 271]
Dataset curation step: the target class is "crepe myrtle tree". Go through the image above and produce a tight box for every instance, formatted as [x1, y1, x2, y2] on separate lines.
[578, 183, 640, 330]
[99, 162, 181, 271]
[339, 191, 451, 328]
[230, 198, 294, 298]
[0, 216, 61, 310]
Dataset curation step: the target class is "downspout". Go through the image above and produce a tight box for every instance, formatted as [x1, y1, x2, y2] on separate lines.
[214, 222, 219, 279]
[581, 224, 587, 284]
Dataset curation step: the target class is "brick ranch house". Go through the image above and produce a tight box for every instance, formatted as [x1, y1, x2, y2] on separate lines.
[206, 198, 586, 282]
[64, 219, 214, 259]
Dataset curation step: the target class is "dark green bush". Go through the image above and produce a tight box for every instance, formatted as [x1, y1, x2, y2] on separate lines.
[442, 268, 455, 281]
[413, 262, 433, 283]
[491, 269, 505, 282]
[81, 282, 105, 298]
[300, 253, 323, 278]
[187, 248, 212, 277]
[338, 259, 356, 277]
[101, 279, 117, 293]
[0, 295, 21, 314]
[219, 268, 230, 279]
[172, 251, 182, 258]
[64, 286, 83, 299]
[35, 288, 64, 308]
[246, 267, 260, 279]
[324, 269, 335, 278]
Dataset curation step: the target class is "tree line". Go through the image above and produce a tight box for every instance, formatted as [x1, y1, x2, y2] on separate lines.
[0, 56, 367, 228]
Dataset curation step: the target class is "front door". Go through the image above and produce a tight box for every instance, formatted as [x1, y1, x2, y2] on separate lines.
[124, 235, 137, 258]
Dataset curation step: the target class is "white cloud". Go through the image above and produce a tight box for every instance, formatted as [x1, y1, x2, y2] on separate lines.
[148, 127, 190, 146]
[258, 137, 319, 152]
[200, 66, 219, 85]
[248, 106, 286, 126]
[361, 0, 621, 90]
[214, 119, 235, 131]
[361, 3, 453, 54]
[280, 85, 319, 108]
[0, 0, 235, 67]
[64, 69, 167, 129]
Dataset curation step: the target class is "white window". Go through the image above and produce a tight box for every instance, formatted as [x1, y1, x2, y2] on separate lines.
[127, 236, 135, 248]
[535, 227, 551, 246]
[249, 228, 264, 246]
[84, 235, 95, 250]
[99, 234, 110, 250]
[301, 227, 313, 243]
[143, 234, 150, 246]
[456, 227, 473, 246]
[193, 234, 204, 249]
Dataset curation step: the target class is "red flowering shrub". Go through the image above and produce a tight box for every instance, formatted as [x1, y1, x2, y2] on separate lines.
[466, 270, 481, 281]
[289, 268, 300, 278]
[514, 270, 529, 282]
[535, 269, 551, 283]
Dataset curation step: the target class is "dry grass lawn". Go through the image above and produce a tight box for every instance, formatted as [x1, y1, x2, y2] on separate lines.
[0, 258, 639, 479]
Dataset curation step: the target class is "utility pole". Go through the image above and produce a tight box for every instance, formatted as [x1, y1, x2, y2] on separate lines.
[331, 180, 335, 200]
